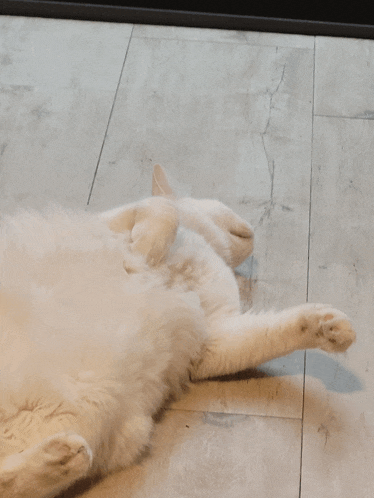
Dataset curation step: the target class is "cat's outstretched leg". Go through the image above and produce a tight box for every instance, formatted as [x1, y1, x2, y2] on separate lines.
[191, 303, 356, 380]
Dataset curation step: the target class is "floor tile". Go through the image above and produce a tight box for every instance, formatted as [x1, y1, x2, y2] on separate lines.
[133, 24, 314, 49]
[4, 15, 372, 498]
[315, 36, 374, 118]
[89, 36, 314, 312]
[301, 116, 374, 497]
[0, 17, 132, 91]
[89, 37, 314, 212]
[71, 410, 302, 498]
[171, 366, 305, 419]
[88, 35, 315, 417]
[0, 17, 132, 212]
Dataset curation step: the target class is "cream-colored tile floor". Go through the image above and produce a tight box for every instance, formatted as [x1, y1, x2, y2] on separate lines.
[1, 15, 373, 498]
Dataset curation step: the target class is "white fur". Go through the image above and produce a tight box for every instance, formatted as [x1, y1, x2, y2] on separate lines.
[0, 166, 356, 497]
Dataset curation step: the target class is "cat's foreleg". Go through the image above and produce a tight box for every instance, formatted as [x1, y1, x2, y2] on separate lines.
[191, 303, 356, 380]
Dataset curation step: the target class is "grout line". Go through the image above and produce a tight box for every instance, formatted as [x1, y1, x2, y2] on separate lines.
[299, 35, 317, 498]
[314, 113, 374, 121]
[299, 351, 307, 498]
[132, 32, 314, 51]
[86, 25, 134, 206]
[168, 406, 303, 422]
[305, 26, 316, 301]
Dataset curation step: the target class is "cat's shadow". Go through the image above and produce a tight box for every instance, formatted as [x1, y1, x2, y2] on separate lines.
[263, 350, 363, 393]
[208, 350, 363, 394]
[57, 478, 101, 498]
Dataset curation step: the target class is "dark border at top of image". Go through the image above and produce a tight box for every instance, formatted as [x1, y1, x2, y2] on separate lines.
[2, 0, 374, 40]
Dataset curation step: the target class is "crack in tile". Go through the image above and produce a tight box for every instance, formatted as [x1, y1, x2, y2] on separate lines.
[0, 143, 8, 156]
[258, 64, 286, 226]
[317, 423, 330, 448]
[263, 63, 286, 136]
[258, 160, 275, 226]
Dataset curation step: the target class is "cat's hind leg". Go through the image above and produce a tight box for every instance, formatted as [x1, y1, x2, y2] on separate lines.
[191, 303, 356, 380]
[106, 415, 154, 473]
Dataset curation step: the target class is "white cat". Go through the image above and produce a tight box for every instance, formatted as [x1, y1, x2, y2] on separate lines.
[0, 165, 355, 498]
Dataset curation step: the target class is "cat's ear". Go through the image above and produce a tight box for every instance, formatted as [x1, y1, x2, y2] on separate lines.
[152, 164, 175, 197]
[101, 197, 179, 266]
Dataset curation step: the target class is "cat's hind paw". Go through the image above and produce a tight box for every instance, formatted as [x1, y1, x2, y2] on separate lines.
[41, 431, 93, 471]
[0, 432, 92, 498]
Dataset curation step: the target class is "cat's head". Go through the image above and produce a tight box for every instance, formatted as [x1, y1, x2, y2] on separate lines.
[152, 164, 254, 267]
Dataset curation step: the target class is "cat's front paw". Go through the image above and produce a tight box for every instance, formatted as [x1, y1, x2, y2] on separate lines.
[297, 303, 356, 353]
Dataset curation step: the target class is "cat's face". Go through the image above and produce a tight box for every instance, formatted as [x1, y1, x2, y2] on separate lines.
[177, 197, 254, 267]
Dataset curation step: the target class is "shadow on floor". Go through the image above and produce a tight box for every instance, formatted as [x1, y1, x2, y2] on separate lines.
[204, 351, 362, 393]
